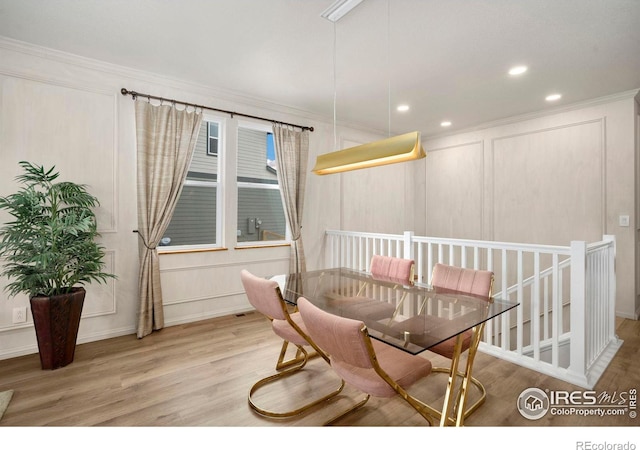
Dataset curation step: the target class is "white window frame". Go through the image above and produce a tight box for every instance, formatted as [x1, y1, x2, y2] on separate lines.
[206, 122, 219, 156]
[235, 120, 290, 247]
[158, 114, 225, 253]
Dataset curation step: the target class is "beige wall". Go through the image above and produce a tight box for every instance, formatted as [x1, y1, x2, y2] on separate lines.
[420, 95, 639, 319]
[636, 97, 640, 318]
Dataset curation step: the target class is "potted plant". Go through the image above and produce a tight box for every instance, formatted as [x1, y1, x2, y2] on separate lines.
[0, 161, 115, 370]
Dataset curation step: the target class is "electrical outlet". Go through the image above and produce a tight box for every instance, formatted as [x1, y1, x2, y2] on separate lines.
[619, 215, 630, 227]
[12, 306, 27, 324]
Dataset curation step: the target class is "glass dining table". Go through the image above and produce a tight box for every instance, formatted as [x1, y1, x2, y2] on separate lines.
[271, 267, 519, 426]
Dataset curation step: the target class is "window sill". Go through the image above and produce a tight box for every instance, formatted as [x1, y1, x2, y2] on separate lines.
[158, 247, 229, 255]
[235, 243, 291, 250]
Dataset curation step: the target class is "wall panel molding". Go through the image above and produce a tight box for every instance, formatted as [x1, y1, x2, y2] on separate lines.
[159, 256, 288, 307]
[158, 256, 288, 273]
[490, 118, 605, 244]
[0, 72, 119, 233]
[82, 250, 117, 318]
[424, 140, 485, 239]
[425, 139, 484, 153]
[163, 290, 246, 307]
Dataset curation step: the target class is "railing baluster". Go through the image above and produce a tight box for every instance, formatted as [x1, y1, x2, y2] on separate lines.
[473, 246, 479, 270]
[543, 276, 549, 341]
[552, 252, 559, 368]
[532, 251, 541, 362]
[417, 242, 424, 283]
[427, 243, 433, 283]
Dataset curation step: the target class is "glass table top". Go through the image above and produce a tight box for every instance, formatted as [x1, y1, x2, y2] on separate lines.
[273, 267, 519, 355]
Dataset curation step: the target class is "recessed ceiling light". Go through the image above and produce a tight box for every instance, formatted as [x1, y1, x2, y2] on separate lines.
[546, 93, 562, 102]
[397, 104, 410, 112]
[440, 121, 452, 127]
[508, 65, 528, 76]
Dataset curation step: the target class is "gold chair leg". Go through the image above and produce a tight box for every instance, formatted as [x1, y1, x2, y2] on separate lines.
[431, 323, 488, 425]
[400, 393, 438, 426]
[431, 367, 486, 420]
[249, 344, 346, 419]
[275, 340, 320, 371]
[439, 334, 464, 426]
[274, 340, 304, 370]
[323, 394, 371, 426]
[460, 374, 486, 418]
[454, 323, 485, 426]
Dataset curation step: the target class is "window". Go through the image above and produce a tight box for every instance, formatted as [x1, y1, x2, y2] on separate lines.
[160, 117, 223, 249]
[158, 119, 288, 252]
[236, 124, 288, 244]
[207, 122, 219, 156]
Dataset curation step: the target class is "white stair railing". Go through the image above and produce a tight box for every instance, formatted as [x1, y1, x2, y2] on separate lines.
[324, 230, 621, 388]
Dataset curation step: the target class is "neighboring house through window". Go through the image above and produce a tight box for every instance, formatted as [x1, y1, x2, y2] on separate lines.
[161, 116, 223, 248]
[159, 118, 288, 251]
[207, 121, 219, 156]
[237, 123, 287, 244]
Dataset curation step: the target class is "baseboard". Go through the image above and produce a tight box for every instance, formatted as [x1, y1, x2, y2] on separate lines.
[615, 309, 639, 320]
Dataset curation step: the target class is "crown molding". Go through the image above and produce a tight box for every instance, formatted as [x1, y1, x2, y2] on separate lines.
[0, 36, 327, 128]
[426, 88, 640, 140]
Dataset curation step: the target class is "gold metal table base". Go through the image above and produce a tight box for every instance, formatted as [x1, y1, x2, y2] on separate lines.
[437, 323, 487, 426]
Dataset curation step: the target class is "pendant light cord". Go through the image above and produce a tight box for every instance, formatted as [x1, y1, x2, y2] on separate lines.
[333, 21, 338, 151]
[387, 0, 391, 137]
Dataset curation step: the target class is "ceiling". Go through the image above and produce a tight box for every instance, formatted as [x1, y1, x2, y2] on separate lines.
[1, 0, 639, 137]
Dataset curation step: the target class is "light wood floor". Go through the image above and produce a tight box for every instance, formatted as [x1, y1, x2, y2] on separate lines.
[0, 311, 638, 428]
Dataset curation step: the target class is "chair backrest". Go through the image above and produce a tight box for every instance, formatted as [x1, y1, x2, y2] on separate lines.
[240, 269, 288, 321]
[431, 263, 494, 298]
[297, 297, 374, 369]
[369, 255, 415, 285]
[298, 297, 433, 404]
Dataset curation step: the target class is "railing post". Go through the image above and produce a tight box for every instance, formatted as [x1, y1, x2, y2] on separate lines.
[569, 240, 587, 377]
[603, 235, 617, 340]
[404, 231, 414, 260]
[326, 232, 333, 268]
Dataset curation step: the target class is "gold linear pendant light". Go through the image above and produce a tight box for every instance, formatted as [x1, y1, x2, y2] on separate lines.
[313, 0, 427, 176]
[312, 131, 425, 175]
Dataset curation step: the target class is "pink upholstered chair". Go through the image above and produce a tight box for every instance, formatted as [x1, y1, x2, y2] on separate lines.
[297, 296, 437, 426]
[345, 255, 416, 318]
[369, 254, 415, 285]
[428, 263, 494, 419]
[430, 262, 493, 297]
[358, 254, 415, 321]
[325, 255, 415, 323]
[240, 270, 344, 418]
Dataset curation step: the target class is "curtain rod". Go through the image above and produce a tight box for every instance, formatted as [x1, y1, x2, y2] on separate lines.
[120, 88, 314, 132]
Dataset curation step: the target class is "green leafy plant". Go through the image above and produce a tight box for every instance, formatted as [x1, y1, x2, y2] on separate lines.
[0, 161, 115, 297]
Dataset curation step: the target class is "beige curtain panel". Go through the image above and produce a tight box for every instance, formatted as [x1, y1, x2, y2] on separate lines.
[272, 124, 310, 274]
[134, 100, 203, 338]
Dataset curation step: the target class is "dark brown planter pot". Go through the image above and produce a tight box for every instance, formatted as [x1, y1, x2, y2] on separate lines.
[30, 287, 86, 370]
